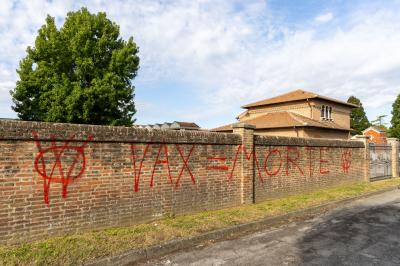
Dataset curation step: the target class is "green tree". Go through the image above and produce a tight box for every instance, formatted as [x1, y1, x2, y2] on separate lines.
[10, 8, 139, 126]
[390, 94, 400, 138]
[347, 96, 371, 135]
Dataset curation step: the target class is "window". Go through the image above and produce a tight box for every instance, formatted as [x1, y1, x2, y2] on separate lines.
[321, 105, 333, 120]
[325, 106, 329, 119]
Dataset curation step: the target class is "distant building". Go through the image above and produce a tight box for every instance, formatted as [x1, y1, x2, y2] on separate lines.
[362, 126, 388, 144]
[161, 123, 172, 130]
[169, 121, 201, 130]
[212, 89, 358, 139]
[136, 121, 201, 131]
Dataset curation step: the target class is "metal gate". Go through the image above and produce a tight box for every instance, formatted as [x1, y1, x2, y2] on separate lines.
[369, 143, 392, 181]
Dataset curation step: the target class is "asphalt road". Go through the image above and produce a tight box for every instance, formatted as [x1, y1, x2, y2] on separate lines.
[142, 189, 400, 266]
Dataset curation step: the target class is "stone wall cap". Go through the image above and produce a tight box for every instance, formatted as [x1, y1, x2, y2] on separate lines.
[232, 123, 256, 129]
[0, 119, 242, 144]
[387, 138, 399, 142]
[255, 135, 365, 148]
[352, 135, 370, 139]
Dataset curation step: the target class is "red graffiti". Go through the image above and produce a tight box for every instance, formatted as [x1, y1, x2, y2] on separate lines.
[150, 144, 173, 187]
[286, 146, 304, 176]
[264, 148, 282, 176]
[132, 144, 197, 191]
[33, 132, 92, 204]
[229, 145, 263, 182]
[131, 144, 151, 192]
[305, 147, 316, 177]
[319, 147, 330, 175]
[175, 144, 196, 187]
[341, 149, 352, 173]
[207, 165, 229, 171]
[207, 156, 229, 171]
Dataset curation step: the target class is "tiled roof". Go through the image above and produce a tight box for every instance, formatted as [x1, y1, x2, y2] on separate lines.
[211, 111, 352, 132]
[242, 89, 358, 108]
[174, 121, 200, 128]
[143, 121, 200, 130]
[362, 126, 387, 133]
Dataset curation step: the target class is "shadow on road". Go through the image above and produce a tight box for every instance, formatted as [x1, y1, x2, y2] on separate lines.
[298, 203, 400, 265]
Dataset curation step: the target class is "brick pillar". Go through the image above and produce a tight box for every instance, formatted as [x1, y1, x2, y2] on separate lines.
[387, 138, 399, 177]
[232, 123, 255, 204]
[351, 135, 370, 181]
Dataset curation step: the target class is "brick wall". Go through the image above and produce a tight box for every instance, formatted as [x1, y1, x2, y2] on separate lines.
[0, 120, 365, 244]
[253, 135, 365, 202]
[364, 129, 388, 144]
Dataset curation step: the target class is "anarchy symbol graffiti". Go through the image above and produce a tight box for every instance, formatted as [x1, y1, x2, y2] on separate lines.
[32, 132, 93, 204]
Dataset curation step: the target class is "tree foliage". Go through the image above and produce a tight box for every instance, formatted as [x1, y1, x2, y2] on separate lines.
[347, 96, 370, 135]
[390, 94, 400, 138]
[11, 8, 139, 125]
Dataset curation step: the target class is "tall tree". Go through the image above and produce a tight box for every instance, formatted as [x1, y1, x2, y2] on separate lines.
[390, 94, 400, 138]
[347, 96, 371, 135]
[11, 7, 139, 126]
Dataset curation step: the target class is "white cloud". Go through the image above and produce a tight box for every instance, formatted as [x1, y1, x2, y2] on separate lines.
[0, 1, 399, 127]
[315, 12, 334, 23]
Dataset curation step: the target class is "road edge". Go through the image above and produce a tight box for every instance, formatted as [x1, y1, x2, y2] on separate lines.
[85, 185, 399, 266]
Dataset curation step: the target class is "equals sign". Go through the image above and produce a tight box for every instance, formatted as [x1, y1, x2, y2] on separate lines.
[206, 157, 229, 171]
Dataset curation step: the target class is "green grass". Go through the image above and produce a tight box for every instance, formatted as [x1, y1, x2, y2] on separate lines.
[1, 178, 399, 266]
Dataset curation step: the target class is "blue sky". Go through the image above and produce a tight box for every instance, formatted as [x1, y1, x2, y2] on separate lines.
[0, 0, 399, 128]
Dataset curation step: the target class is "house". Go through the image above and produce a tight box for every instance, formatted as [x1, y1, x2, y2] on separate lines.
[169, 121, 201, 130]
[362, 126, 388, 144]
[212, 89, 358, 139]
[138, 121, 201, 131]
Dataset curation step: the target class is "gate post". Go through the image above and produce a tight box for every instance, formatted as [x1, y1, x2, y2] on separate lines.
[387, 138, 399, 177]
[352, 135, 370, 181]
[232, 123, 255, 204]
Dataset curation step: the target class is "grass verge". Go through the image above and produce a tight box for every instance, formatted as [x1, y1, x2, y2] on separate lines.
[1, 178, 399, 265]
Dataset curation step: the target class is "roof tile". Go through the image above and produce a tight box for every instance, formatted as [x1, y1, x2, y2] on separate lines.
[211, 111, 351, 132]
[242, 89, 358, 108]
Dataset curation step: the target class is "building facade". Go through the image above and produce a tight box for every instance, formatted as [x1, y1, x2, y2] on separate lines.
[135, 121, 200, 131]
[212, 89, 357, 139]
[362, 126, 388, 143]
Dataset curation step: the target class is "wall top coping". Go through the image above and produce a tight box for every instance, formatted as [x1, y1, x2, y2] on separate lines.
[254, 135, 365, 148]
[0, 120, 242, 145]
[0, 120, 368, 147]
[352, 135, 370, 139]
